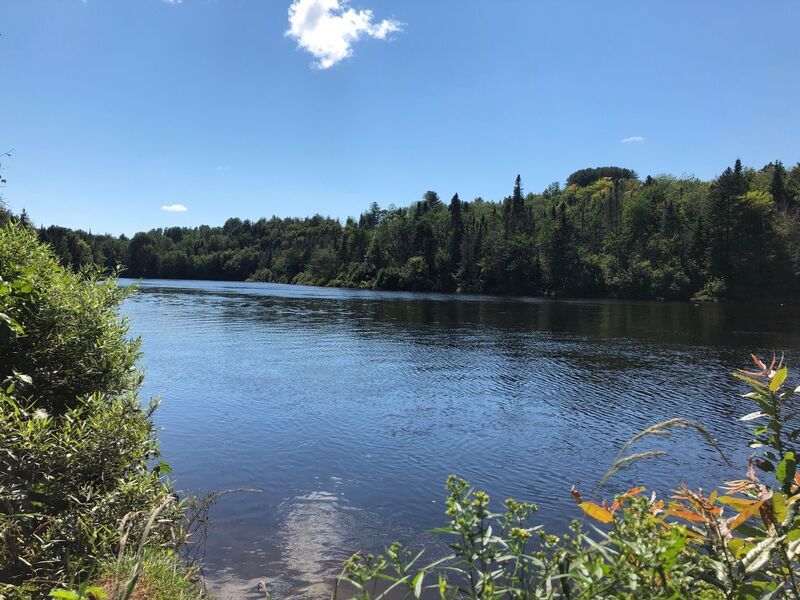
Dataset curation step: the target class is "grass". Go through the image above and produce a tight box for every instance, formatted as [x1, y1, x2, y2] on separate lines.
[93, 550, 204, 600]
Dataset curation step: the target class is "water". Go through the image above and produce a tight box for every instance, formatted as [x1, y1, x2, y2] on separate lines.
[121, 279, 800, 599]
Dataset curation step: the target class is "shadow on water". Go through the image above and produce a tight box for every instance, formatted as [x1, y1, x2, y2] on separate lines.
[120, 279, 800, 599]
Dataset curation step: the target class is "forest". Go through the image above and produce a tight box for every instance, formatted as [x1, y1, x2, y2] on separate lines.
[7, 215, 800, 600]
[34, 159, 800, 301]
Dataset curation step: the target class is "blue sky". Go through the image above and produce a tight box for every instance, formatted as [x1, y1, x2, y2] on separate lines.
[1, 0, 799, 235]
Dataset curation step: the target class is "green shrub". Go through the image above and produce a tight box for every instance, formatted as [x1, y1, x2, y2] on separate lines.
[0, 393, 172, 591]
[0, 222, 187, 597]
[247, 267, 273, 282]
[693, 277, 728, 302]
[0, 223, 140, 414]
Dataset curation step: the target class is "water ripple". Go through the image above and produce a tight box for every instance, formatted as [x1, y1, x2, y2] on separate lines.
[121, 279, 800, 598]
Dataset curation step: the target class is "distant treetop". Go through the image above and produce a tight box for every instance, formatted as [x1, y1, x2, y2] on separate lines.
[566, 166, 639, 187]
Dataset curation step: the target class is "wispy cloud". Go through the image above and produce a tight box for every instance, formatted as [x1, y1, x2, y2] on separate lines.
[621, 136, 645, 143]
[286, 0, 401, 69]
[161, 0, 183, 4]
[161, 204, 188, 212]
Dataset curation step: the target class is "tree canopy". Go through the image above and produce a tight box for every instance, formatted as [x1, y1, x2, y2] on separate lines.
[32, 159, 800, 301]
[566, 166, 638, 187]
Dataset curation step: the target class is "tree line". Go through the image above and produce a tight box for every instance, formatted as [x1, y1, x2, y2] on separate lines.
[30, 159, 800, 300]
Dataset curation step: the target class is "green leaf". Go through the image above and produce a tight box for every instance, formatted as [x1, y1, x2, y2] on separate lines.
[735, 522, 767, 538]
[154, 460, 172, 474]
[776, 451, 796, 485]
[733, 372, 767, 388]
[659, 528, 687, 568]
[437, 574, 447, 599]
[727, 537, 751, 559]
[770, 367, 788, 391]
[772, 492, 788, 525]
[740, 535, 783, 574]
[413, 571, 425, 598]
[49, 591, 80, 600]
[0, 311, 24, 334]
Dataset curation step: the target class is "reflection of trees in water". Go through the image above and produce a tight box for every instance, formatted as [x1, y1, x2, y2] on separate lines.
[133, 282, 800, 348]
[133, 281, 799, 440]
[132, 284, 800, 438]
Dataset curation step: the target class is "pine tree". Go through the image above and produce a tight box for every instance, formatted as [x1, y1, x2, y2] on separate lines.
[503, 175, 526, 234]
[512, 174, 524, 228]
[771, 160, 788, 210]
[707, 159, 746, 280]
[18, 208, 32, 229]
[423, 190, 441, 208]
[734, 158, 747, 195]
[448, 193, 463, 273]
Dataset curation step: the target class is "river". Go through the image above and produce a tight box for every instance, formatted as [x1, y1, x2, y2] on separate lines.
[121, 279, 800, 598]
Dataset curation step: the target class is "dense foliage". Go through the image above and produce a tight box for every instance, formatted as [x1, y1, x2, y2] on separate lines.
[337, 355, 800, 599]
[36, 159, 800, 300]
[0, 228, 140, 414]
[0, 223, 196, 599]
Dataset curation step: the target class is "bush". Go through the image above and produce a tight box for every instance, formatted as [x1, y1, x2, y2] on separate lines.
[0, 394, 172, 591]
[374, 267, 405, 290]
[247, 267, 273, 282]
[693, 277, 728, 302]
[0, 222, 188, 598]
[0, 223, 140, 414]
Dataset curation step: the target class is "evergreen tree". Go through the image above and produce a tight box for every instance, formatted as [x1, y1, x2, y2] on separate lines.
[771, 160, 789, 210]
[448, 193, 463, 275]
[503, 175, 525, 234]
[512, 175, 524, 214]
[423, 190, 441, 209]
[18, 209, 32, 229]
[707, 160, 746, 281]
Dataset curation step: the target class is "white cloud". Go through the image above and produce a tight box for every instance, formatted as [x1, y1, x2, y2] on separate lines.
[621, 136, 645, 143]
[286, 0, 401, 69]
[162, 0, 183, 4]
[161, 204, 188, 212]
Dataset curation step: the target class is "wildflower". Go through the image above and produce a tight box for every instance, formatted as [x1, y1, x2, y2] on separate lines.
[510, 527, 532, 540]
